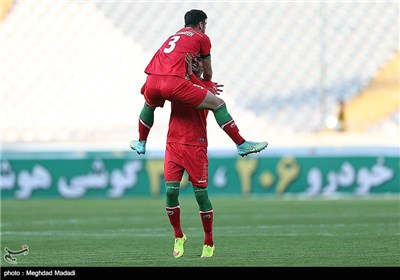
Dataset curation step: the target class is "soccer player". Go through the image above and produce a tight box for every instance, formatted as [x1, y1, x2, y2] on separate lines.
[165, 54, 218, 258]
[130, 9, 268, 157]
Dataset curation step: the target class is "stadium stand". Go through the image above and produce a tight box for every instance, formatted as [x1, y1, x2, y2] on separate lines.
[345, 52, 399, 131]
[1, 1, 398, 150]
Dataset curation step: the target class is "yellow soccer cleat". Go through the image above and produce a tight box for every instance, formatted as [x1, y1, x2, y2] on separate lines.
[201, 244, 215, 258]
[173, 234, 187, 258]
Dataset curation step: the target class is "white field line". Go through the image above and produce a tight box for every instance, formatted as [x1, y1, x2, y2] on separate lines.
[2, 222, 399, 237]
[2, 211, 399, 227]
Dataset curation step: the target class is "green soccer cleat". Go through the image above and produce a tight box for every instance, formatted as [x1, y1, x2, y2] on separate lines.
[173, 234, 187, 258]
[201, 244, 215, 258]
[130, 140, 146, 155]
[237, 140, 268, 157]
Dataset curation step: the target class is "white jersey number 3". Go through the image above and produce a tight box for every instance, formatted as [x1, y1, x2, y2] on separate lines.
[163, 36, 180, 53]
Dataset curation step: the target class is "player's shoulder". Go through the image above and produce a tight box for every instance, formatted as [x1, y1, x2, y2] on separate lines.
[201, 33, 210, 40]
[176, 27, 208, 39]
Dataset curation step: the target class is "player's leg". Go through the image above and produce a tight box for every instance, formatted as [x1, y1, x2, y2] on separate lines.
[165, 181, 183, 237]
[167, 79, 262, 156]
[193, 186, 215, 258]
[165, 181, 187, 258]
[164, 143, 187, 258]
[130, 78, 165, 155]
[183, 145, 215, 257]
[197, 92, 269, 157]
[130, 102, 155, 155]
[197, 92, 244, 143]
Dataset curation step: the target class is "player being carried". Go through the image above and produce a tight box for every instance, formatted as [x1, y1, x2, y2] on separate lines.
[130, 9, 268, 157]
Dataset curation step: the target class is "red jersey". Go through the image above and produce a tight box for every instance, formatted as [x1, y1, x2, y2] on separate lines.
[145, 27, 211, 79]
[166, 74, 215, 146]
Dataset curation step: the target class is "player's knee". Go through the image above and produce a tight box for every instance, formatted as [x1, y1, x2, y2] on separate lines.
[209, 95, 224, 110]
[166, 188, 178, 200]
[165, 182, 180, 201]
[197, 92, 224, 110]
[215, 96, 225, 107]
[144, 102, 156, 111]
[194, 188, 208, 204]
[195, 192, 212, 211]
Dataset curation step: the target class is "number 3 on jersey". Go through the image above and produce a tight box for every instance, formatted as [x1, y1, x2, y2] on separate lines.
[163, 35, 180, 53]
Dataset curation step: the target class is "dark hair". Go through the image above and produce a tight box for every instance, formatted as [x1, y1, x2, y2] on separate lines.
[184, 9, 207, 27]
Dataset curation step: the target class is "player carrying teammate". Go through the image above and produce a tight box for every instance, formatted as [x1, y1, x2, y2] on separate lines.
[165, 54, 218, 258]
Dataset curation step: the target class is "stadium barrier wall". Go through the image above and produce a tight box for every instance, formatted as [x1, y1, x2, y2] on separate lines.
[0, 149, 398, 199]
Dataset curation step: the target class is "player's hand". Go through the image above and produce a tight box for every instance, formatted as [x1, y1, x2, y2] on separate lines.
[208, 86, 218, 95]
[214, 82, 224, 95]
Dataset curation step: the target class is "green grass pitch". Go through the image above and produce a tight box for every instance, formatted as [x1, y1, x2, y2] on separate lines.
[1, 196, 399, 267]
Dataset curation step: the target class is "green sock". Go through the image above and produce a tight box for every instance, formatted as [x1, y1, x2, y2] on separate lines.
[139, 103, 155, 127]
[212, 103, 233, 127]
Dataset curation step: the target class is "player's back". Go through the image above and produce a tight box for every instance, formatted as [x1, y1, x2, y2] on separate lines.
[167, 102, 208, 147]
[167, 74, 212, 147]
[145, 27, 211, 78]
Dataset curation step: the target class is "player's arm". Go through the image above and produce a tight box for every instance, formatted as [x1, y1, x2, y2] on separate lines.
[202, 80, 222, 95]
[200, 34, 213, 81]
[189, 74, 206, 88]
[186, 54, 207, 87]
[201, 57, 212, 81]
[186, 54, 219, 95]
